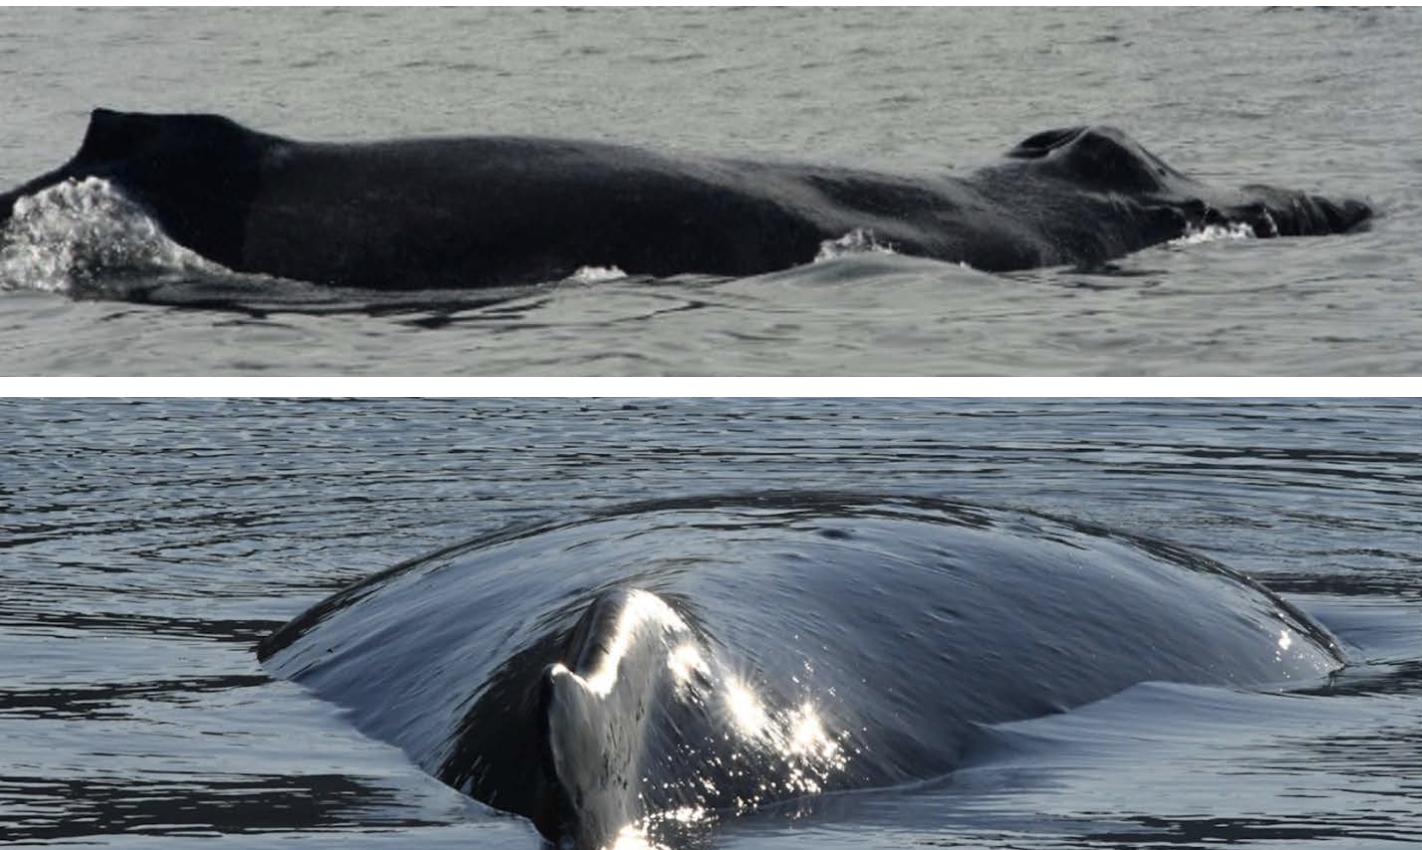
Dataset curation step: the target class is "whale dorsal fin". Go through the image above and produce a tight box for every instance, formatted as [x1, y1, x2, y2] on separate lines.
[540, 589, 705, 847]
[43, 108, 288, 267]
[73, 108, 282, 168]
[75, 108, 158, 164]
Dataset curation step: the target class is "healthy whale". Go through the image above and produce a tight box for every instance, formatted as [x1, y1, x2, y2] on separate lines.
[257, 493, 1343, 849]
[3, 109, 1371, 290]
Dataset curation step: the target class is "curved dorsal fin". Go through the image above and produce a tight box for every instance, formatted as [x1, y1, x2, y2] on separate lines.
[74, 108, 147, 164]
[73, 108, 279, 167]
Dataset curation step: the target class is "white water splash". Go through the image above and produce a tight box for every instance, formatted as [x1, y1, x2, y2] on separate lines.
[0, 177, 220, 295]
[813, 227, 897, 262]
[1170, 221, 1256, 246]
[570, 264, 628, 283]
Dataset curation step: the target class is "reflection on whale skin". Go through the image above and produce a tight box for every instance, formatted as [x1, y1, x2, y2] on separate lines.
[1, 110, 1372, 291]
[257, 493, 1343, 849]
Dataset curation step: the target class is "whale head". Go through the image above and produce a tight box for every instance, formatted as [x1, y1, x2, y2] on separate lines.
[1005, 125, 1372, 242]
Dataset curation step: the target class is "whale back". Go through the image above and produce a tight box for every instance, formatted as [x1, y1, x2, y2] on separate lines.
[258, 494, 1342, 848]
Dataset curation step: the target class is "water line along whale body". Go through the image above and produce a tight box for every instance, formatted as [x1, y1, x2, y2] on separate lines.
[2, 109, 1371, 290]
[256, 494, 1343, 849]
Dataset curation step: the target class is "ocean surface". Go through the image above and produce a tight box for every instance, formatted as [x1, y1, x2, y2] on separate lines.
[0, 7, 1418, 376]
[1, 398, 1419, 849]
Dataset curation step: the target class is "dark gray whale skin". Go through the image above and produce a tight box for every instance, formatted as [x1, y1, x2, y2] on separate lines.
[2, 109, 1371, 289]
[256, 493, 1343, 849]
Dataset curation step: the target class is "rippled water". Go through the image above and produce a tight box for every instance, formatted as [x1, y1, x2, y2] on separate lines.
[2, 398, 1419, 848]
[1, 7, 1418, 375]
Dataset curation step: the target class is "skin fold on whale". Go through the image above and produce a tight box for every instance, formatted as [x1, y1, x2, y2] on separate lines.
[256, 493, 1344, 850]
[2, 109, 1372, 290]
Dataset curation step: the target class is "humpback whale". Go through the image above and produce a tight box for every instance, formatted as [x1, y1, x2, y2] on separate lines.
[257, 494, 1342, 849]
[2, 109, 1371, 290]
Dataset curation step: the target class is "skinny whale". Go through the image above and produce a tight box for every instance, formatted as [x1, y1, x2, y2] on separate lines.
[2, 109, 1371, 290]
[257, 493, 1342, 849]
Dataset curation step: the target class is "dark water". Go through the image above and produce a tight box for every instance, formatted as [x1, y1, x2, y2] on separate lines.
[1, 7, 1419, 375]
[2, 398, 1419, 849]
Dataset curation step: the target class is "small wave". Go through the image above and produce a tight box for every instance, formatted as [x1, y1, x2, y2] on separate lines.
[1170, 221, 1256, 246]
[813, 228, 898, 262]
[0, 177, 220, 296]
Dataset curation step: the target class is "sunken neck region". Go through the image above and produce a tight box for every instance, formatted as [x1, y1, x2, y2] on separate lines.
[257, 494, 1344, 850]
[3, 109, 1371, 290]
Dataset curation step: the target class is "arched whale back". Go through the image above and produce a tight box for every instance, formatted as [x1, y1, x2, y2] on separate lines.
[257, 493, 1342, 848]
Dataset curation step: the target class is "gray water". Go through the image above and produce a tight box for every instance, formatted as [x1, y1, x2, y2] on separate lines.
[0, 7, 1418, 376]
[1, 398, 1419, 849]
